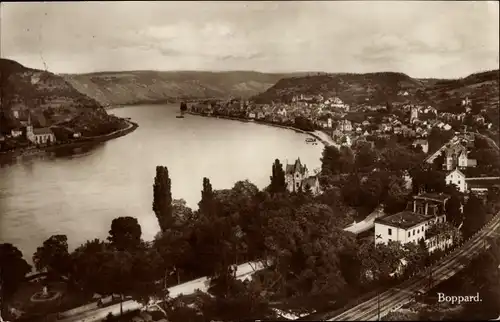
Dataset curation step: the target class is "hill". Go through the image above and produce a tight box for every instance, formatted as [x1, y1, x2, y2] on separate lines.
[0, 58, 126, 137]
[251, 70, 500, 112]
[251, 72, 427, 105]
[63, 71, 313, 107]
[423, 70, 499, 111]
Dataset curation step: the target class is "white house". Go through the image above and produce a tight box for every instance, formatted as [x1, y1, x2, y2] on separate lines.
[374, 210, 448, 252]
[11, 129, 23, 138]
[277, 108, 287, 117]
[340, 135, 352, 147]
[446, 168, 467, 193]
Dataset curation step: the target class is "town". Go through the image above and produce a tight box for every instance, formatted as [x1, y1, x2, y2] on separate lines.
[1, 1, 499, 322]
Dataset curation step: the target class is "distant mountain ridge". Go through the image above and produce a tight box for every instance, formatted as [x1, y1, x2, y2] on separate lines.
[63, 70, 315, 106]
[251, 70, 499, 111]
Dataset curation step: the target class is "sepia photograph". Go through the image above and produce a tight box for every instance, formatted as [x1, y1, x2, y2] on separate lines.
[0, 1, 499, 321]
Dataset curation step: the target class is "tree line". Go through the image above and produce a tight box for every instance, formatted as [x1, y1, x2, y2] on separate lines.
[1, 143, 499, 321]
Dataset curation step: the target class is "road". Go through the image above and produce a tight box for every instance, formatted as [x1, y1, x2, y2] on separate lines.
[59, 261, 264, 322]
[325, 212, 500, 321]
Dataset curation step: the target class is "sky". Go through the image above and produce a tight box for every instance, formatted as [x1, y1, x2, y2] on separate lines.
[1, 1, 499, 78]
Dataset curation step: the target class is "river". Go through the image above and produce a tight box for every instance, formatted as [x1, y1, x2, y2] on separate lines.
[0, 104, 323, 263]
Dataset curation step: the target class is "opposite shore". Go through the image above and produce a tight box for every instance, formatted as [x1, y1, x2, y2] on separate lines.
[0, 119, 138, 161]
[186, 111, 337, 147]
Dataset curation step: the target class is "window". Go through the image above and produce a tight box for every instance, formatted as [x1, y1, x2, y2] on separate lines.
[408, 232, 411, 237]
[417, 229, 420, 233]
[458, 180, 461, 185]
[388, 238, 392, 242]
[296, 182, 300, 188]
[413, 230, 415, 236]
[388, 228, 392, 236]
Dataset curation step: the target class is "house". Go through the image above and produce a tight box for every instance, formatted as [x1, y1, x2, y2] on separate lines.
[410, 107, 419, 123]
[248, 112, 256, 119]
[443, 124, 452, 131]
[411, 193, 450, 215]
[11, 128, 23, 138]
[362, 120, 370, 127]
[327, 118, 333, 128]
[337, 119, 352, 132]
[446, 168, 467, 193]
[461, 96, 472, 107]
[302, 175, 321, 195]
[412, 139, 429, 153]
[465, 177, 500, 195]
[374, 210, 450, 253]
[277, 107, 287, 117]
[444, 143, 467, 170]
[284, 158, 321, 195]
[340, 135, 352, 147]
[285, 158, 309, 192]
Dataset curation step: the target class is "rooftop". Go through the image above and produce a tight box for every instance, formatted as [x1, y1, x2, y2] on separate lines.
[466, 177, 500, 189]
[375, 211, 434, 229]
[33, 128, 53, 135]
[414, 193, 450, 203]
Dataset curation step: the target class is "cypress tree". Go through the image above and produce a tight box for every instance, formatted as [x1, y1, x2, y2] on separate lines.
[269, 159, 286, 194]
[199, 177, 215, 218]
[152, 166, 173, 232]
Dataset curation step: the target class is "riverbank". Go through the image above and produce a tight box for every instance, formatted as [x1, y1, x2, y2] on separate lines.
[187, 111, 335, 147]
[0, 119, 138, 162]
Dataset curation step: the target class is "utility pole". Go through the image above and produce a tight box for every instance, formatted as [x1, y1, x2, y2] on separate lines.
[377, 288, 381, 321]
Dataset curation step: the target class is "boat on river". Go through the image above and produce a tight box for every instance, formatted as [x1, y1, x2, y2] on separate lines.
[305, 137, 317, 143]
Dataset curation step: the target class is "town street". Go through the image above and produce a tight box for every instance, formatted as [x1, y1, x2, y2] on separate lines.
[326, 212, 500, 321]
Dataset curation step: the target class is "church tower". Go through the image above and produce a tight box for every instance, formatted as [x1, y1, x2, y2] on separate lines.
[26, 112, 35, 143]
[410, 106, 419, 124]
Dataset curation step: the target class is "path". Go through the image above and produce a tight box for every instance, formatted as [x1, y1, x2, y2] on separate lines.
[58, 261, 264, 322]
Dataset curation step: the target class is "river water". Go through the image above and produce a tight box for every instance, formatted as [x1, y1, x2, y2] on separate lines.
[0, 104, 323, 262]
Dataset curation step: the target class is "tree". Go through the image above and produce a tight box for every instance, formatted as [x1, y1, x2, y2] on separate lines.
[461, 195, 487, 239]
[445, 194, 463, 227]
[460, 238, 500, 320]
[269, 159, 286, 194]
[99, 251, 134, 316]
[432, 152, 445, 171]
[71, 239, 110, 294]
[198, 177, 215, 219]
[107, 217, 142, 251]
[294, 116, 315, 131]
[0, 244, 31, 318]
[261, 202, 356, 298]
[154, 229, 191, 285]
[410, 166, 446, 194]
[354, 144, 377, 172]
[403, 239, 429, 277]
[153, 165, 173, 232]
[33, 235, 72, 278]
[171, 199, 194, 224]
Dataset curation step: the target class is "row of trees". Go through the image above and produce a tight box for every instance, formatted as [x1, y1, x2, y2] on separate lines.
[2, 146, 498, 320]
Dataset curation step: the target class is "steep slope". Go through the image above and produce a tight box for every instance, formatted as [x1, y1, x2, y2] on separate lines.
[423, 70, 499, 111]
[251, 70, 499, 113]
[63, 71, 312, 106]
[251, 72, 427, 105]
[0, 58, 125, 136]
